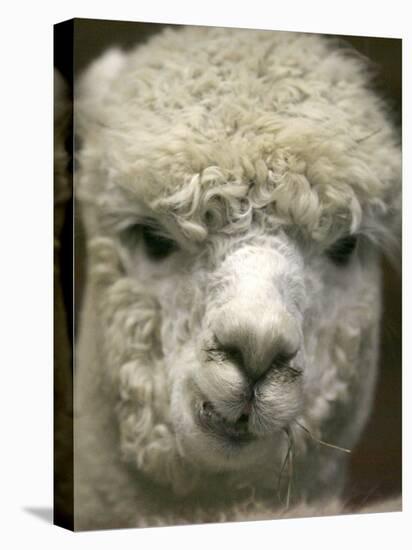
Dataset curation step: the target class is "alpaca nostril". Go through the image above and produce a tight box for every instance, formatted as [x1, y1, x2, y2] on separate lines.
[222, 345, 244, 368]
[207, 336, 245, 368]
[271, 348, 299, 370]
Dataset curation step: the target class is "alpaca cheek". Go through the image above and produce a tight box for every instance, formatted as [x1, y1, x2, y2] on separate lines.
[301, 258, 381, 434]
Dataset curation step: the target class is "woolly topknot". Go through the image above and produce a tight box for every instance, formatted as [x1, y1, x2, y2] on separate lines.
[77, 27, 400, 251]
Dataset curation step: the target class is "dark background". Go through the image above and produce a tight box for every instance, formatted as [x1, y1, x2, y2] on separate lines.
[54, 19, 402, 508]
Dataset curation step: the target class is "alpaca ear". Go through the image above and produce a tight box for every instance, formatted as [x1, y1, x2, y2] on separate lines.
[76, 48, 127, 122]
[75, 49, 127, 234]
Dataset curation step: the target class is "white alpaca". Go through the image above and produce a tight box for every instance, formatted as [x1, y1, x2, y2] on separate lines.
[74, 27, 401, 530]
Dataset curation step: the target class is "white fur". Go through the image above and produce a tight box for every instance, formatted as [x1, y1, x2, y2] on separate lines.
[74, 27, 401, 530]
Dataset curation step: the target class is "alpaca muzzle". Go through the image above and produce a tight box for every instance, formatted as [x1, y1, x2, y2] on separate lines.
[194, 240, 306, 439]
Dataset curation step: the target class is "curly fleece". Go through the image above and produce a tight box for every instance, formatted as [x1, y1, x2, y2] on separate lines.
[74, 26, 401, 530]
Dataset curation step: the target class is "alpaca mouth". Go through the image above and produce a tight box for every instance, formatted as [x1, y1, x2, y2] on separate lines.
[198, 401, 256, 444]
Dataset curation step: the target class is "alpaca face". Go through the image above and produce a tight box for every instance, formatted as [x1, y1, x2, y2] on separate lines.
[77, 27, 400, 494]
[88, 199, 380, 484]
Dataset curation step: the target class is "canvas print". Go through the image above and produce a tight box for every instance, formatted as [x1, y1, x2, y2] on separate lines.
[53, 19, 402, 531]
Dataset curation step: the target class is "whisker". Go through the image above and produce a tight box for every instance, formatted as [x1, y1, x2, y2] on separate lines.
[354, 128, 382, 143]
[294, 420, 352, 454]
[278, 430, 291, 493]
[278, 428, 295, 509]
[286, 438, 294, 509]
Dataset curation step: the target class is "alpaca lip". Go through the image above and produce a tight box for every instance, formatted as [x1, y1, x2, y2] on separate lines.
[198, 401, 255, 444]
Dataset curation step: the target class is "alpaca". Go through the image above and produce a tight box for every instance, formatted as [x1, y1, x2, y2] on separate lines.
[73, 26, 401, 530]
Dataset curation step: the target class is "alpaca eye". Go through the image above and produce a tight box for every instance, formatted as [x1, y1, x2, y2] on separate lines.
[141, 225, 177, 260]
[326, 235, 358, 266]
[120, 223, 177, 261]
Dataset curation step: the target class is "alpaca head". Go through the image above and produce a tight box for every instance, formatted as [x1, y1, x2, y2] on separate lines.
[76, 27, 401, 495]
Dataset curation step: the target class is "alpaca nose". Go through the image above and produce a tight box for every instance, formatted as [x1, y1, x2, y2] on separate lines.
[211, 304, 301, 382]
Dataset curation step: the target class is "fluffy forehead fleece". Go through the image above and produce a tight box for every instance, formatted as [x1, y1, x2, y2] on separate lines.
[77, 26, 401, 247]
